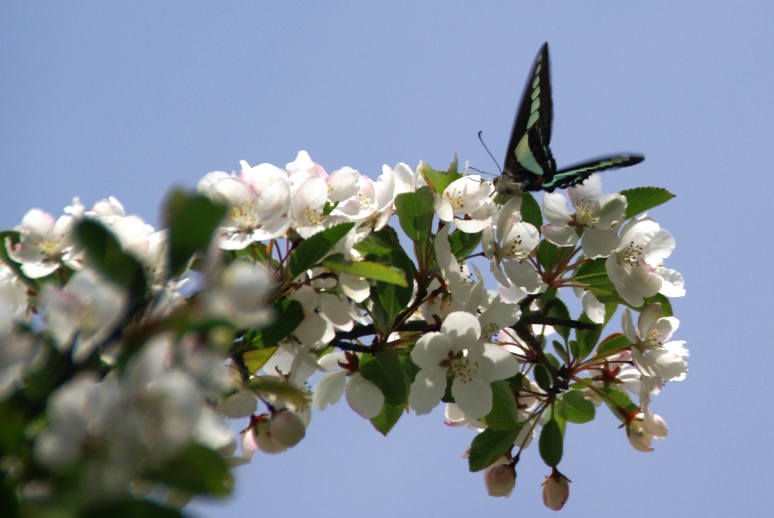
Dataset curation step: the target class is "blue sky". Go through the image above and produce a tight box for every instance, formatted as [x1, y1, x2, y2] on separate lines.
[2, 3, 772, 517]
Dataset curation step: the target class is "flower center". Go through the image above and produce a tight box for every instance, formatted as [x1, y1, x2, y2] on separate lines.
[618, 240, 644, 267]
[573, 199, 599, 227]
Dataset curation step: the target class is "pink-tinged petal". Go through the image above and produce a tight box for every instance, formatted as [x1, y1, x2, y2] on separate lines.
[452, 376, 492, 419]
[345, 373, 385, 419]
[409, 365, 448, 415]
[542, 192, 571, 225]
[496, 197, 523, 233]
[21, 209, 56, 235]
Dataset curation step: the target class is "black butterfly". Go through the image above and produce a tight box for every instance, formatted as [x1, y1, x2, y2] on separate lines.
[495, 42, 644, 196]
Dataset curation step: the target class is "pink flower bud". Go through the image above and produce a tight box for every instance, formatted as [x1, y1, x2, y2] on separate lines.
[485, 463, 516, 497]
[542, 470, 570, 511]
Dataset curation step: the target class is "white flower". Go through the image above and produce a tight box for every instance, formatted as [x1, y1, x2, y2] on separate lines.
[203, 259, 273, 328]
[542, 175, 626, 258]
[434, 176, 493, 233]
[39, 268, 129, 362]
[605, 217, 680, 306]
[628, 376, 668, 452]
[197, 163, 291, 249]
[409, 311, 519, 419]
[622, 304, 688, 381]
[6, 208, 80, 278]
[482, 197, 545, 294]
[313, 351, 385, 419]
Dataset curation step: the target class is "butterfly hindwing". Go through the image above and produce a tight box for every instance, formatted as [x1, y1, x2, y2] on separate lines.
[542, 154, 644, 192]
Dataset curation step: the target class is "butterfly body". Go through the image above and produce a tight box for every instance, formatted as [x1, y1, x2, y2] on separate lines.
[495, 43, 644, 197]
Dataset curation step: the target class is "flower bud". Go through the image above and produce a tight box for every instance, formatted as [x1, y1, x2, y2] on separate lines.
[484, 463, 516, 497]
[268, 409, 306, 448]
[542, 470, 570, 511]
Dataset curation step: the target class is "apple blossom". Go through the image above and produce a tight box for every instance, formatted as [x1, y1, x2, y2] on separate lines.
[409, 311, 519, 419]
[6, 208, 81, 278]
[622, 304, 688, 381]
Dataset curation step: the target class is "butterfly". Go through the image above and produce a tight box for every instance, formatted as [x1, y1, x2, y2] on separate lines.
[495, 42, 644, 197]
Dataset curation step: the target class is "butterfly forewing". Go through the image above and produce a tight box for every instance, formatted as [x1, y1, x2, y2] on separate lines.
[500, 42, 554, 194]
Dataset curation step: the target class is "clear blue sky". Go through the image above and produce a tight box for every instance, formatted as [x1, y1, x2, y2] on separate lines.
[2, 3, 772, 517]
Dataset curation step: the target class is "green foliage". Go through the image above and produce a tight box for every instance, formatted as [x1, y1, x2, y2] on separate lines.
[144, 444, 233, 497]
[621, 186, 675, 219]
[539, 417, 564, 467]
[323, 254, 408, 286]
[289, 222, 355, 279]
[468, 428, 522, 472]
[164, 190, 227, 279]
[74, 219, 148, 304]
[482, 381, 521, 430]
[418, 161, 462, 194]
[557, 390, 596, 424]
[518, 192, 542, 230]
[449, 230, 482, 261]
[79, 499, 184, 518]
[243, 299, 305, 349]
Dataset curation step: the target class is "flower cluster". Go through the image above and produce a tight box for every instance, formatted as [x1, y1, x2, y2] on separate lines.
[0, 151, 685, 515]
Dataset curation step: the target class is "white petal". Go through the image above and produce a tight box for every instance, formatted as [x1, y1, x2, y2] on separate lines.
[345, 373, 385, 419]
[542, 192, 571, 225]
[313, 370, 347, 409]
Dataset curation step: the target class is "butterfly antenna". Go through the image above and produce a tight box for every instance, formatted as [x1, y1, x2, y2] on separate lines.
[478, 131, 503, 174]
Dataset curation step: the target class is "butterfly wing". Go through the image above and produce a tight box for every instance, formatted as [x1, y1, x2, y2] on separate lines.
[498, 42, 556, 195]
[542, 154, 644, 192]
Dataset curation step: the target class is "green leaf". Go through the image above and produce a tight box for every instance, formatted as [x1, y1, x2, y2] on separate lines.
[418, 161, 463, 194]
[642, 292, 673, 316]
[0, 478, 19, 518]
[483, 380, 521, 430]
[539, 417, 564, 467]
[369, 404, 404, 436]
[537, 239, 560, 271]
[546, 297, 571, 342]
[289, 222, 355, 279]
[468, 428, 521, 472]
[242, 346, 278, 374]
[449, 229, 482, 260]
[79, 499, 183, 518]
[74, 219, 148, 303]
[395, 187, 435, 243]
[359, 351, 409, 407]
[322, 255, 408, 286]
[599, 387, 639, 421]
[534, 364, 553, 392]
[575, 315, 603, 360]
[557, 390, 596, 424]
[573, 258, 623, 304]
[367, 245, 415, 332]
[621, 187, 676, 219]
[248, 376, 309, 409]
[596, 333, 631, 356]
[518, 192, 542, 230]
[145, 444, 233, 497]
[164, 190, 227, 279]
[244, 299, 304, 348]
[353, 231, 394, 256]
